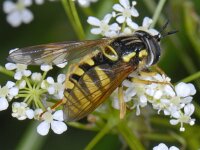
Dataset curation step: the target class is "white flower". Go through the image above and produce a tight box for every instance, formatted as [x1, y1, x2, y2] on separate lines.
[170, 104, 195, 131]
[77, 0, 98, 7]
[12, 102, 34, 120]
[37, 109, 67, 136]
[43, 74, 66, 99]
[3, 0, 33, 27]
[137, 17, 159, 36]
[40, 64, 53, 72]
[153, 143, 179, 150]
[31, 72, 42, 81]
[113, 0, 139, 29]
[0, 81, 19, 111]
[87, 14, 121, 37]
[5, 63, 31, 80]
[56, 62, 68, 68]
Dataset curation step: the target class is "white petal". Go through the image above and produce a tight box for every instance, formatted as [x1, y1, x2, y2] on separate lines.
[37, 121, 50, 136]
[91, 28, 102, 34]
[56, 62, 68, 68]
[21, 9, 34, 24]
[51, 121, 67, 134]
[126, 18, 138, 29]
[187, 83, 196, 95]
[47, 77, 54, 84]
[87, 16, 101, 26]
[3, 1, 15, 13]
[109, 23, 121, 31]
[113, 4, 124, 12]
[14, 72, 22, 80]
[125, 87, 136, 98]
[23, 70, 31, 77]
[103, 14, 112, 24]
[57, 74, 66, 83]
[7, 11, 22, 27]
[48, 86, 55, 94]
[175, 82, 191, 97]
[170, 119, 179, 125]
[53, 110, 64, 121]
[120, 0, 130, 9]
[130, 8, 139, 17]
[40, 64, 53, 72]
[184, 104, 194, 116]
[116, 16, 125, 23]
[140, 95, 147, 103]
[142, 17, 152, 27]
[0, 98, 9, 111]
[169, 146, 179, 150]
[26, 109, 34, 119]
[9, 87, 19, 96]
[171, 110, 181, 118]
[6, 81, 15, 88]
[154, 90, 163, 99]
[5, 63, 17, 70]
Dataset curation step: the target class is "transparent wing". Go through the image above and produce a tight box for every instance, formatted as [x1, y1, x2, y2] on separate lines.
[8, 39, 110, 65]
[63, 63, 136, 121]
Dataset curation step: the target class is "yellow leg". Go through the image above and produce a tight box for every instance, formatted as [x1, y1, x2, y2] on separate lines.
[118, 85, 126, 119]
[40, 99, 67, 118]
[131, 78, 170, 85]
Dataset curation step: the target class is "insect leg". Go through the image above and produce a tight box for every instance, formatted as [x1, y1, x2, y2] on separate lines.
[118, 85, 126, 119]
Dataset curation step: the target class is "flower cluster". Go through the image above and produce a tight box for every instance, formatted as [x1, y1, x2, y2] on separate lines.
[3, 0, 98, 27]
[87, 0, 158, 37]
[112, 72, 196, 132]
[0, 62, 68, 135]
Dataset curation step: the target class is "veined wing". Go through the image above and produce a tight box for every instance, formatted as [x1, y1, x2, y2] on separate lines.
[8, 39, 111, 65]
[63, 62, 137, 121]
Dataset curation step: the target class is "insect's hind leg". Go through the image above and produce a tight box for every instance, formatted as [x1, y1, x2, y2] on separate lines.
[118, 85, 126, 119]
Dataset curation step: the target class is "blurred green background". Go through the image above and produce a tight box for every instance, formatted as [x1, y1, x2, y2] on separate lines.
[0, 0, 200, 149]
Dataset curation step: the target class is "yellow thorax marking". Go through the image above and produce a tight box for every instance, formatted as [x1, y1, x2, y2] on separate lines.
[122, 52, 136, 62]
[139, 50, 148, 58]
[102, 45, 118, 61]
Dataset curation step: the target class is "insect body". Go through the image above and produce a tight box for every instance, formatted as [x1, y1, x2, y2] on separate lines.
[8, 30, 161, 121]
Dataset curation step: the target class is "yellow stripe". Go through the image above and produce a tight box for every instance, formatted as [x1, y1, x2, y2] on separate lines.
[95, 66, 110, 87]
[65, 80, 74, 89]
[83, 74, 99, 94]
[74, 67, 84, 76]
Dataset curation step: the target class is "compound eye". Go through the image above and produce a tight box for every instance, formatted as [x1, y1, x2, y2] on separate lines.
[102, 46, 118, 61]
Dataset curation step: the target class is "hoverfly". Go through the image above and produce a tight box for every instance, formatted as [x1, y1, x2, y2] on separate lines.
[8, 25, 176, 122]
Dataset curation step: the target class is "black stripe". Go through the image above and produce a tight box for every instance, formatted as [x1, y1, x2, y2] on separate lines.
[79, 63, 92, 72]
[70, 74, 81, 82]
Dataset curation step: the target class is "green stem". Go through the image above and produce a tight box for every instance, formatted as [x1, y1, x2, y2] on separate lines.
[151, 0, 167, 28]
[61, 0, 85, 40]
[85, 121, 114, 150]
[117, 121, 145, 150]
[178, 71, 200, 83]
[0, 65, 14, 77]
[16, 122, 47, 150]
[69, 0, 85, 39]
